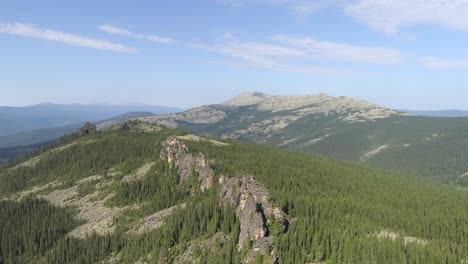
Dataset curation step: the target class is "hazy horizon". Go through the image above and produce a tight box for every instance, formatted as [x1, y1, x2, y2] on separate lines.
[3, 92, 468, 112]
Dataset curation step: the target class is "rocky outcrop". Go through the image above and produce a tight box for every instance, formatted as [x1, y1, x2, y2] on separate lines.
[221, 176, 288, 263]
[161, 136, 214, 191]
[80, 122, 97, 136]
[160, 136, 288, 263]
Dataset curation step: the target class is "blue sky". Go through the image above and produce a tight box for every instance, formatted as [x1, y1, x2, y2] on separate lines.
[1, 0, 468, 109]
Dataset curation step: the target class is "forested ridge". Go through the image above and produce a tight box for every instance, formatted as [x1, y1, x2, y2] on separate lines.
[0, 127, 466, 263]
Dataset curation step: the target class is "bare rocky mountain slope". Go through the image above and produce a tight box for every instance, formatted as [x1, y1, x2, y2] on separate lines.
[129, 92, 468, 186]
[139, 92, 402, 131]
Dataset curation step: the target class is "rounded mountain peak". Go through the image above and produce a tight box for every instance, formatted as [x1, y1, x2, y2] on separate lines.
[223, 92, 272, 106]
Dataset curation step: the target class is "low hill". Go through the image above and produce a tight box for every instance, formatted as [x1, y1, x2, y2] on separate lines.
[0, 103, 182, 137]
[0, 124, 466, 263]
[0, 112, 158, 165]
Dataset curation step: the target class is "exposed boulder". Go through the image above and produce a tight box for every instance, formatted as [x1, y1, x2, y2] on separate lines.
[161, 136, 214, 191]
[79, 122, 97, 136]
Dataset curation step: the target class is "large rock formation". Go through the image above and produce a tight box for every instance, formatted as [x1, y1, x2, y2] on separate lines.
[160, 136, 214, 191]
[160, 136, 288, 263]
[221, 175, 288, 263]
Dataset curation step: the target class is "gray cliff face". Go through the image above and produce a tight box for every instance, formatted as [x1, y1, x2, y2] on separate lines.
[161, 136, 288, 263]
[161, 136, 214, 191]
[221, 175, 288, 263]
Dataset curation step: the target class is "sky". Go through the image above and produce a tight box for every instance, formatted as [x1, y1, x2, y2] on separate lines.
[1, 0, 468, 110]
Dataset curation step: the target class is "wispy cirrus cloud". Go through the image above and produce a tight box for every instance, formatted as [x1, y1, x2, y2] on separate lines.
[98, 24, 176, 44]
[217, 0, 333, 17]
[272, 35, 405, 64]
[0, 22, 138, 53]
[219, 0, 468, 35]
[345, 0, 468, 35]
[422, 56, 468, 69]
[192, 33, 403, 76]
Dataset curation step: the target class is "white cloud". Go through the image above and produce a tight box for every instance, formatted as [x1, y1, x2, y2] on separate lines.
[344, 0, 468, 34]
[147, 35, 177, 44]
[220, 0, 468, 34]
[0, 22, 138, 53]
[192, 34, 369, 76]
[98, 24, 133, 36]
[273, 35, 405, 64]
[217, 0, 332, 17]
[423, 56, 468, 69]
[191, 35, 303, 67]
[98, 24, 176, 44]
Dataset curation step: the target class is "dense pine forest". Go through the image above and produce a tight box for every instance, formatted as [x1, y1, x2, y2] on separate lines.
[0, 126, 467, 263]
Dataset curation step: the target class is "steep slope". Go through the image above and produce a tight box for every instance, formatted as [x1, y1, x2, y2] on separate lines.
[0, 124, 466, 263]
[138, 93, 468, 186]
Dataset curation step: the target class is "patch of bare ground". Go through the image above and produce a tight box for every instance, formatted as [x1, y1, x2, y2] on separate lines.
[121, 162, 156, 182]
[302, 134, 330, 147]
[278, 136, 301, 147]
[225, 115, 301, 139]
[35, 173, 128, 238]
[361, 145, 389, 161]
[375, 230, 427, 246]
[177, 134, 229, 146]
[5, 180, 62, 201]
[133, 203, 186, 235]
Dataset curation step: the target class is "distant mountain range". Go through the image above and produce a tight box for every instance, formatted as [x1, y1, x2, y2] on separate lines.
[0, 103, 182, 137]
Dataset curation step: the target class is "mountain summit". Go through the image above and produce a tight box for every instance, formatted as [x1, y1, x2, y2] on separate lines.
[223, 92, 272, 106]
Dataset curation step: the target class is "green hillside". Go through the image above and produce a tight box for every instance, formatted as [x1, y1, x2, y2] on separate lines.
[0, 124, 466, 263]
